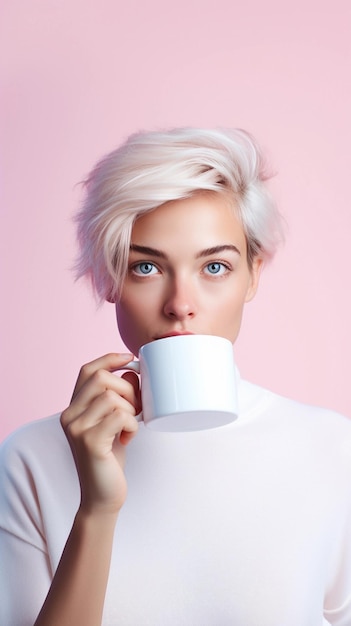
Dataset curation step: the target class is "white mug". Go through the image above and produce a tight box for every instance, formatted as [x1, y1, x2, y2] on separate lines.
[118, 334, 238, 432]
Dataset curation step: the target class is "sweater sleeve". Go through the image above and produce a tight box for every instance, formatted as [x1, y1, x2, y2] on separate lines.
[324, 550, 351, 626]
[323, 442, 351, 626]
[0, 528, 52, 625]
[0, 429, 53, 626]
[323, 532, 351, 626]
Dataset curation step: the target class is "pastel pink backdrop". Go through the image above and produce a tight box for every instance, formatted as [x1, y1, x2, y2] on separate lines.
[1, 0, 350, 439]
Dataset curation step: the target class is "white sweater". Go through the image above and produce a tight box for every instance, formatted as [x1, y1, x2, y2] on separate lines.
[1, 375, 351, 625]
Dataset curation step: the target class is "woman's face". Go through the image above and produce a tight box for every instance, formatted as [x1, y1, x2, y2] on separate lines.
[116, 193, 262, 355]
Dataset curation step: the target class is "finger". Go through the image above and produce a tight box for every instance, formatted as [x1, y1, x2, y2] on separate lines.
[95, 411, 139, 447]
[71, 411, 139, 510]
[119, 427, 138, 446]
[76, 410, 139, 458]
[72, 353, 134, 400]
[62, 387, 136, 434]
[69, 368, 139, 418]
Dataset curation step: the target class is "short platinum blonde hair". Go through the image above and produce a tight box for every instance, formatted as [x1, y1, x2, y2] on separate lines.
[74, 127, 284, 302]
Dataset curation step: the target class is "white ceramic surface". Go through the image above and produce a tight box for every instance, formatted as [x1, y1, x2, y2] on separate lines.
[120, 335, 238, 432]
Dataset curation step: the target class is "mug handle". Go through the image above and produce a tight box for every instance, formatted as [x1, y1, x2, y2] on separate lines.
[119, 360, 140, 374]
[115, 360, 142, 423]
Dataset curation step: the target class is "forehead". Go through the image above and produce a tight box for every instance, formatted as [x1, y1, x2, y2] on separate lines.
[131, 193, 247, 252]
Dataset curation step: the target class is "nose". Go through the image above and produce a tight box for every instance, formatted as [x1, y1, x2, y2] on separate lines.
[163, 276, 197, 320]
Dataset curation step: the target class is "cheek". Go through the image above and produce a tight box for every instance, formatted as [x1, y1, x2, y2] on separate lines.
[115, 302, 140, 352]
[216, 290, 248, 340]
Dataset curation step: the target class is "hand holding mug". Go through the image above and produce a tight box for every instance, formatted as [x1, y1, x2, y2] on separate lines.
[60, 353, 141, 514]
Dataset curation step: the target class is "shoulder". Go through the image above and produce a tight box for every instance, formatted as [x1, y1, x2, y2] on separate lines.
[0, 413, 73, 480]
[241, 377, 351, 427]
[1, 413, 64, 452]
[0, 413, 77, 519]
[1, 413, 62, 443]
[239, 377, 351, 462]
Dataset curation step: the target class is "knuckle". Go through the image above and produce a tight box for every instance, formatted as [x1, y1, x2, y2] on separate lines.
[60, 407, 72, 428]
[79, 362, 93, 380]
[65, 418, 81, 440]
[64, 419, 96, 452]
[101, 389, 117, 405]
[92, 368, 108, 387]
[127, 416, 139, 432]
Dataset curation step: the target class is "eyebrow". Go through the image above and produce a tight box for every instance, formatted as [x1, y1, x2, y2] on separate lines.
[130, 244, 167, 258]
[196, 245, 241, 258]
[129, 244, 241, 258]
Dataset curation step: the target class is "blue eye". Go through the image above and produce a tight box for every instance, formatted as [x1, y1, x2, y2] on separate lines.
[133, 262, 157, 275]
[205, 262, 226, 275]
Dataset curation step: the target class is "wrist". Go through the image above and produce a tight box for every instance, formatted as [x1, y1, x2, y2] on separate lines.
[76, 503, 120, 530]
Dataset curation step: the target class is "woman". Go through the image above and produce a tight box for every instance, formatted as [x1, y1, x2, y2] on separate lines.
[1, 128, 350, 625]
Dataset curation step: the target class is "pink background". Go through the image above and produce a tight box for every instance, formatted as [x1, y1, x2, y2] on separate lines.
[1, 1, 350, 440]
